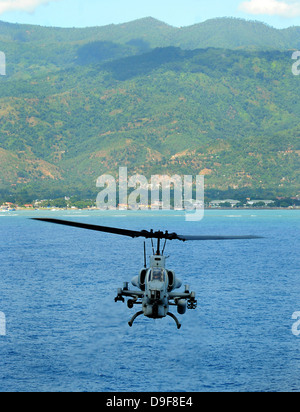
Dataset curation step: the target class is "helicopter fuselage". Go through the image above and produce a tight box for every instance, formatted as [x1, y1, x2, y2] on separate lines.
[115, 254, 197, 329]
[32, 218, 261, 330]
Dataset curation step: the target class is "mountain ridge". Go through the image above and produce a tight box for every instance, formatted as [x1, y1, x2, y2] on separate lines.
[0, 17, 299, 50]
[0, 18, 299, 203]
[0, 15, 298, 32]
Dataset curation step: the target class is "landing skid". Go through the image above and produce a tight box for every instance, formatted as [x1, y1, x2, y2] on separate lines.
[167, 312, 182, 329]
[128, 311, 182, 329]
[128, 311, 144, 327]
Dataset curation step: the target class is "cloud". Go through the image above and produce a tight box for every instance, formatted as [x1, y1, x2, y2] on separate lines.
[239, 0, 300, 17]
[0, 0, 61, 15]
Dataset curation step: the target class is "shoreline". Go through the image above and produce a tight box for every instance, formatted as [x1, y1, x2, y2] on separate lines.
[1, 207, 299, 212]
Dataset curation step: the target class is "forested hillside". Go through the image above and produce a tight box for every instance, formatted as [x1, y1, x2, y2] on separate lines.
[0, 18, 299, 203]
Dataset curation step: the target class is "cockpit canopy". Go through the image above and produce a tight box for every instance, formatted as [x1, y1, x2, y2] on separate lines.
[149, 268, 166, 282]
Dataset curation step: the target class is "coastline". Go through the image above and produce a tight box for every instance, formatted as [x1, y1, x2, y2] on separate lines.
[1, 206, 299, 213]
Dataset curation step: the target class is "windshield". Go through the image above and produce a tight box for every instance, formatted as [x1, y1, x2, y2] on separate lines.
[151, 268, 165, 282]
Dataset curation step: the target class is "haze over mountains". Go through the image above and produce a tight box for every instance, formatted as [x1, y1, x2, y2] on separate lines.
[0, 17, 299, 202]
[1, 16, 300, 49]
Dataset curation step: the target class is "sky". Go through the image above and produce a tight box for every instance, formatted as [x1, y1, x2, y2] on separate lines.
[0, 0, 300, 29]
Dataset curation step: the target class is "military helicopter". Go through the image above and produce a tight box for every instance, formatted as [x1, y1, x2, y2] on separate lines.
[33, 218, 262, 329]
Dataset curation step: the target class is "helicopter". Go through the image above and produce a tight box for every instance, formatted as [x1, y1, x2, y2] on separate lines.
[33, 218, 262, 329]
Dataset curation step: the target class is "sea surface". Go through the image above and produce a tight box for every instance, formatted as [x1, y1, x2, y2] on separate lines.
[0, 209, 299, 392]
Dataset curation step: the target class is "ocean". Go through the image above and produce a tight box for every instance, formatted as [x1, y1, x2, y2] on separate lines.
[0, 209, 299, 392]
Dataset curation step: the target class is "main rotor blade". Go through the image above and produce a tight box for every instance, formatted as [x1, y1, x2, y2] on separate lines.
[32, 218, 148, 238]
[176, 234, 264, 241]
[32, 218, 263, 242]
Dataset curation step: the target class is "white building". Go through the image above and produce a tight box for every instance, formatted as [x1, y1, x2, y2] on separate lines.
[209, 199, 240, 208]
[247, 200, 274, 206]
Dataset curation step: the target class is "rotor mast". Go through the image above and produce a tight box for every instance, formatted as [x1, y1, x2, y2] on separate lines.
[152, 230, 169, 255]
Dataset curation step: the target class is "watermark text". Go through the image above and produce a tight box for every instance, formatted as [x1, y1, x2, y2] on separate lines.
[96, 167, 204, 221]
[0, 312, 6, 336]
[0, 51, 6, 76]
[292, 51, 300, 76]
[292, 312, 300, 337]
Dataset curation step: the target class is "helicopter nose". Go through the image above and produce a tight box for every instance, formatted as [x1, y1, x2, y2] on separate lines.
[150, 290, 161, 300]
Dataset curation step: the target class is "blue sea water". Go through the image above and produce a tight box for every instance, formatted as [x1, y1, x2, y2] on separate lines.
[0, 209, 299, 392]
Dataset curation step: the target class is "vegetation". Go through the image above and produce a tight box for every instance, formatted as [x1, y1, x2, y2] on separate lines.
[0, 18, 299, 203]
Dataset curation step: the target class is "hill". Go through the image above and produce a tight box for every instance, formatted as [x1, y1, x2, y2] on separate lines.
[0, 18, 299, 203]
[1, 17, 300, 50]
[1, 17, 300, 79]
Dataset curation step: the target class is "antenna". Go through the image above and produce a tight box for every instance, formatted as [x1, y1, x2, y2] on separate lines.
[156, 237, 161, 256]
[144, 241, 147, 268]
[162, 238, 167, 256]
[151, 238, 155, 255]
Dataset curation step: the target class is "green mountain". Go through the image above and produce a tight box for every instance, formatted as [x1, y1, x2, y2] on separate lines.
[1, 17, 300, 49]
[1, 17, 300, 79]
[0, 18, 299, 203]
